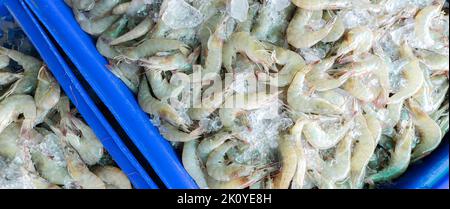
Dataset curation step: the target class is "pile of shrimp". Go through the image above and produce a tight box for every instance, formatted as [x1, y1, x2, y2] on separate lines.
[0, 45, 131, 189]
[67, 0, 449, 189]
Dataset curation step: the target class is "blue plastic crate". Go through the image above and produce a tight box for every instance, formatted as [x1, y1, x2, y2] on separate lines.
[1, 0, 157, 189]
[23, 0, 449, 189]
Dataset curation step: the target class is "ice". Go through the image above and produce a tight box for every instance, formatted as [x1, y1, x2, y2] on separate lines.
[228, 0, 249, 22]
[0, 158, 34, 189]
[267, 0, 291, 12]
[161, 0, 204, 30]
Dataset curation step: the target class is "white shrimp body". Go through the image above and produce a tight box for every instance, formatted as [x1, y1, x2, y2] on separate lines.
[182, 140, 209, 189]
[0, 94, 36, 138]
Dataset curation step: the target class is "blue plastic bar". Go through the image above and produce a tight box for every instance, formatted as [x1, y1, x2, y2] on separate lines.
[2, 0, 157, 189]
[25, 0, 198, 189]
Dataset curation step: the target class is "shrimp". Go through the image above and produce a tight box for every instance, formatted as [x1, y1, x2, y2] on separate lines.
[321, 133, 353, 185]
[109, 61, 141, 93]
[222, 32, 273, 72]
[321, 11, 345, 43]
[0, 94, 36, 138]
[273, 135, 298, 189]
[110, 17, 154, 45]
[290, 120, 307, 189]
[303, 116, 354, 150]
[31, 133, 72, 185]
[343, 76, 381, 103]
[158, 122, 202, 142]
[92, 166, 132, 189]
[258, 46, 306, 87]
[182, 140, 209, 189]
[365, 114, 382, 145]
[71, 0, 95, 11]
[188, 81, 234, 120]
[0, 71, 22, 86]
[350, 114, 376, 189]
[146, 70, 184, 101]
[139, 53, 192, 71]
[0, 47, 42, 99]
[368, 121, 415, 183]
[287, 70, 343, 115]
[306, 56, 353, 92]
[206, 141, 254, 181]
[88, 0, 120, 19]
[60, 139, 106, 189]
[0, 123, 21, 159]
[414, 5, 441, 47]
[138, 77, 188, 130]
[73, 8, 120, 36]
[417, 50, 449, 71]
[207, 167, 274, 189]
[197, 131, 234, 163]
[407, 100, 442, 161]
[63, 117, 105, 166]
[387, 60, 424, 104]
[121, 38, 190, 61]
[112, 2, 131, 15]
[335, 26, 374, 57]
[34, 67, 61, 125]
[287, 9, 338, 49]
[199, 17, 228, 82]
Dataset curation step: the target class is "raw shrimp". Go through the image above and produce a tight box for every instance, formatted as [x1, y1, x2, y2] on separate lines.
[197, 131, 234, 163]
[182, 140, 208, 189]
[321, 11, 345, 43]
[0, 47, 42, 99]
[0, 71, 22, 86]
[0, 94, 36, 138]
[320, 133, 353, 185]
[121, 38, 190, 61]
[258, 46, 306, 87]
[138, 77, 189, 130]
[305, 56, 352, 92]
[417, 50, 449, 71]
[414, 5, 441, 47]
[73, 8, 120, 36]
[350, 114, 376, 189]
[88, 0, 121, 19]
[31, 133, 72, 185]
[158, 122, 202, 142]
[290, 120, 307, 189]
[287, 70, 343, 115]
[96, 16, 129, 59]
[407, 100, 442, 161]
[303, 117, 353, 150]
[60, 139, 106, 189]
[368, 121, 414, 183]
[110, 17, 154, 45]
[92, 166, 132, 189]
[146, 70, 184, 101]
[222, 32, 273, 72]
[34, 67, 61, 125]
[139, 53, 192, 71]
[109, 61, 141, 93]
[235, 1, 260, 32]
[287, 9, 337, 49]
[206, 141, 254, 181]
[343, 76, 381, 103]
[63, 117, 105, 166]
[387, 60, 424, 104]
[273, 135, 298, 189]
[0, 123, 21, 159]
[207, 167, 274, 189]
[335, 26, 374, 57]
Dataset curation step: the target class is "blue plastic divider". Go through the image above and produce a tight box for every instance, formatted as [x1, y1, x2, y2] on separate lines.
[25, 0, 198, 189]
[23, 0, 448, 189]
[1, 0, 157, 189]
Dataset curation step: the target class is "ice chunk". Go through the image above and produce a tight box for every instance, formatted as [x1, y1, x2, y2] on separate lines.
[267, 0, 290, 12]
[228, 0, 249, 22]
[161, 0, 204, 30]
